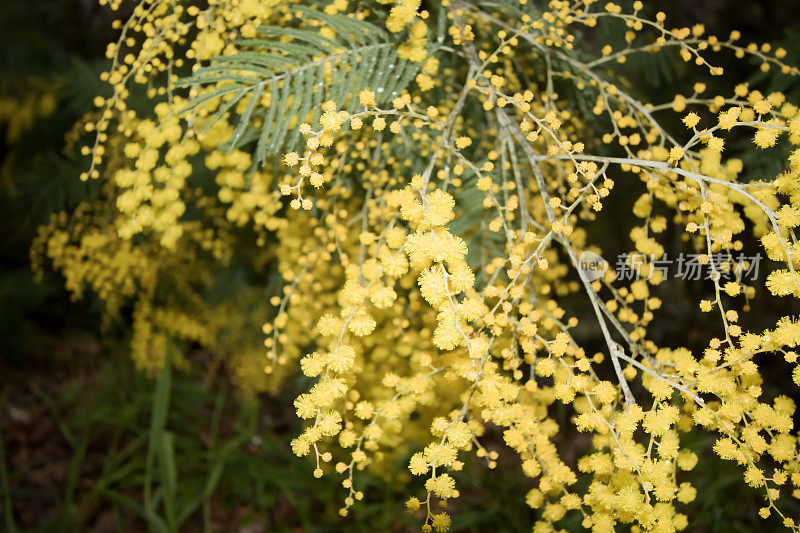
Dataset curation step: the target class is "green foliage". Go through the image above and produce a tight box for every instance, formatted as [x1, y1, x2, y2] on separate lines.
[178, 6, 421, 168]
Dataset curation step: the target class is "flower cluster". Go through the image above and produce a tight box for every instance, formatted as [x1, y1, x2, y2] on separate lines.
[33, 0, 800, 531]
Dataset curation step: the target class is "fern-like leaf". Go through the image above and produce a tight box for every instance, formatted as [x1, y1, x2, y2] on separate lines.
[177, 7, 420, 169]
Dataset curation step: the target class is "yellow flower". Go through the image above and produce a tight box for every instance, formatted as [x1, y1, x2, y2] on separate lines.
[359, 88, 376, 108]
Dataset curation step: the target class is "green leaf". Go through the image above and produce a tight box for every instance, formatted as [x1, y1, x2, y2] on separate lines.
[157, 431, 177, 530]
[178, 7, 422, 166]
[144, 345, 173, 524]
[99, 487, 171, 533]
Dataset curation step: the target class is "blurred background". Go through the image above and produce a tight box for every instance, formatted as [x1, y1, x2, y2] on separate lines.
[1, 0, 800, 531]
